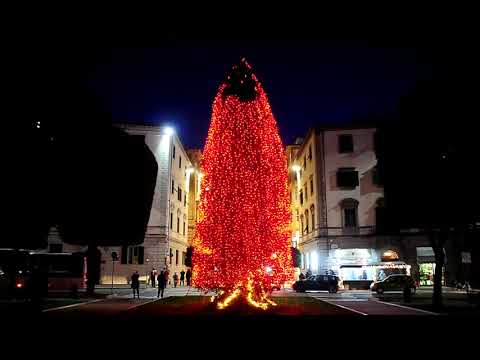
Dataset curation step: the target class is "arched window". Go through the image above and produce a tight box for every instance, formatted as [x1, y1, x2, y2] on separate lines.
[310, 205, 315, 231]
[340, 198, 359, 228]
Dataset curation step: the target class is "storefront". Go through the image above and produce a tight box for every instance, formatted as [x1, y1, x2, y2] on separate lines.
[329, 249, 412, 290]
[416, 247, 445, 286]
[329, 249, 379, 290]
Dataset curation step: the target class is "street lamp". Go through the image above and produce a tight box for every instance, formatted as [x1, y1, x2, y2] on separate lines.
[145, 258, 150, 287]
[163, 126, 175, 136]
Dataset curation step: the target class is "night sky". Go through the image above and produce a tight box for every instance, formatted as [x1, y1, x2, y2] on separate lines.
[69, 38, 449, 149]
[10, 26, 466, 150]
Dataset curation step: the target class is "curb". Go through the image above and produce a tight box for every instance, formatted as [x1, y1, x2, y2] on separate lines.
[42, 299, 103, 313]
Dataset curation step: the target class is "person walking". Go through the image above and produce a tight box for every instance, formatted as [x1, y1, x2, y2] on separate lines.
[157, 271, 166, 298]
[131, 271, 140, 299]
[186, 268, 192, 287]
[180, 269, 185, 286]
[150, 268, 157, 288]
[173, 272, 179, 288]
[164, 267, 170, 288]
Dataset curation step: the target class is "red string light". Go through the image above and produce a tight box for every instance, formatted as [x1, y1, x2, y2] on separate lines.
[192, 61, 293, 308]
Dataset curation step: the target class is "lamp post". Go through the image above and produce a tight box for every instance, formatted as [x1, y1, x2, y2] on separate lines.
[145, 258, 150, 287]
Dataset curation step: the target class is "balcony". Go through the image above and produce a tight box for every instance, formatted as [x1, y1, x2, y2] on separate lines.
[298, 226, 377, 246]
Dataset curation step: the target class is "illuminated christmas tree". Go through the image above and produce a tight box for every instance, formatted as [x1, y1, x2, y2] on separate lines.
[192, 58, 293, 310]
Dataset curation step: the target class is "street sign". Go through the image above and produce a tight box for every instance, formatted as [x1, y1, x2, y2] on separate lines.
[461, 252, 472, 264]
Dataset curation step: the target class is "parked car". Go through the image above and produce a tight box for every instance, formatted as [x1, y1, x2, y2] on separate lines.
[292, 274, 339, 293]
[370, 274, 416, 294]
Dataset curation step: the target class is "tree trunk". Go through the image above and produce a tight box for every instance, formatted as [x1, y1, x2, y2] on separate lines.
[431, 230, 447, 310]
[86, 245, 100, 296]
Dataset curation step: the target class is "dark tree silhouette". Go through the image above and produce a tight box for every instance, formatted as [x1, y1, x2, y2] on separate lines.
[4, 73, 158, 295]
[376, 75, 480, 309]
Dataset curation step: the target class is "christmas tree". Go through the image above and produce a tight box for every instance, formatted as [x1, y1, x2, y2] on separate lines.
[192, 59, 293, 310]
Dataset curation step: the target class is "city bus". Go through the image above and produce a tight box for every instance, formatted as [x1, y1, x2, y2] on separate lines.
[0, 249, 86, 298]
[29, 252, 87, 293]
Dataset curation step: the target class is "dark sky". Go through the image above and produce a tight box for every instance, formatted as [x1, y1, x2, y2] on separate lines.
[75, 40, 448, 148]
[12, 28, 462, 149]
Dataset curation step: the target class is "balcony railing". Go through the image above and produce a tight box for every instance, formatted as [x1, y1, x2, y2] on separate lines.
[299, 226, 377, 239]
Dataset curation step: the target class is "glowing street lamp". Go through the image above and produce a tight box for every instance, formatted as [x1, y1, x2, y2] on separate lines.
[163, 126, 174, 136]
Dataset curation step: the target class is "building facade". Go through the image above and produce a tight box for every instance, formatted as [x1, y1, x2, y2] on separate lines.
[289, 126, 414, 289]
[186, 149, 203, 246]
[46, 124, 193, 284]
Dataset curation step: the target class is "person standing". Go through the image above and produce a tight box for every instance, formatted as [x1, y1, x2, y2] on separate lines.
[186, 268, 192, 287]
[150, 268, 157, 288]
[180, 269, 185, 286]
[164, 267, 170, 287]
[173, 272, 179, 288]
[131, 271, 140, 299]
[157, 271, 166, 298]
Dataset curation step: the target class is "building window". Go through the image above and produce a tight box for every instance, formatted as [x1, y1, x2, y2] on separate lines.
[49, 244, 63, 253]
[337, 168, 359, 188]
[176, 250, 179, 265]
[299, 190, 304, 206]
[305, 209, 310, 234]
[372, 166, 383, 186]
[310, 177, 314, 195]
[173, 145, 176, 159]
[177, 217, 180, 233]
[182, 252, 186, 265]
[304, 183, 308, 201]
[170, 213, 173, 229]
[184, 194, 187, 207]
[169, 248, 173, 265]
[344, 208, 357, 227]
[340, 198, 359, 228]
[310, 205, 315, 231]
[124, 246, 144, 265]
[178, 187, 182, 202]
[308, 145, 312, 161]
[179, 155, 182, 169]
[338, 134, 354, 153]
[172, 180, 175, 194]
[300, 215, 304, 236]
[183, 221, 186, 236]
[303, 156, 306, 169]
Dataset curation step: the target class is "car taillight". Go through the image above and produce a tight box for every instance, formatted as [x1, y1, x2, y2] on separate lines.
[16, 282, 23, 288]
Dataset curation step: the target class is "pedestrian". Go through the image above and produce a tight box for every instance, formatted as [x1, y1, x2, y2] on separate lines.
[131, 271, 140, 299]
[180, 269, 185, 286]
[403, 283, 412, 303]
[186, 268, 192, 287]
[173, 272, 179, 288]
[157, 271, 166, 298]
[150, 268, 157, 288]
[164, 267, 170, 287]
